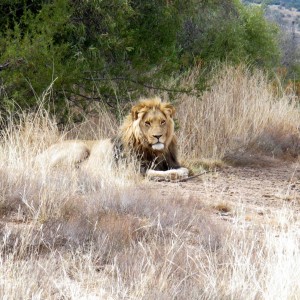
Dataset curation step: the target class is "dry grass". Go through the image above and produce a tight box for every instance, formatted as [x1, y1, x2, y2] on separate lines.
[65, 103, 119, 140]
[175, 65, 300, 164]
[0, 65, 300, 299]
[1, 207, 299, 299]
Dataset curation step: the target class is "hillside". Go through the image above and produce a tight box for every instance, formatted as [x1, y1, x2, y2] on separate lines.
[245, 0, 300, 10]
[245, 0, 300, 67]
[267, 5, 300, 46]
[245, 1, 300, 39]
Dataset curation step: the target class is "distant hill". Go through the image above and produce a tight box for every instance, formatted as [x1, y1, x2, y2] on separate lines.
[244, 1, 300, 46]
[244, 0, 300, 70]
[245, 0, 300, 11]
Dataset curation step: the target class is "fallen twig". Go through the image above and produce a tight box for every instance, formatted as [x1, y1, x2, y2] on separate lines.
[176, 170, 214, 182]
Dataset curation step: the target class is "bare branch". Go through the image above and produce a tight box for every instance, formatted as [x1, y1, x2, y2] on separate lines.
[0, 62, 10, 71]
[84, 76, 198, 95]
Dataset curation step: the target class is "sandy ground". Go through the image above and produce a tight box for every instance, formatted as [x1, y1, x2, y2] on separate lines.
[151, 163, 300, 230]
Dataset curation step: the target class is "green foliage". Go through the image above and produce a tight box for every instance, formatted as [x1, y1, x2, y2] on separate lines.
[179, 0, 280, 69]
[0, 0, 77, 115]
[0, 0, 282, 122]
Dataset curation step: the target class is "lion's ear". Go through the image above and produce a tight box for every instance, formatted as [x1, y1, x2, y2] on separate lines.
[162, 103, 175, 118]
[131, 104, 143, 120]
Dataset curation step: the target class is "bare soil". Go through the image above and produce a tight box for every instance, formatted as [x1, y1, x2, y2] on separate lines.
[151, 163, 300, 230]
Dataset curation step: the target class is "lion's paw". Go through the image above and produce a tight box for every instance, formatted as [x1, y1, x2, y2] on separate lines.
[146, 167, 189, 182]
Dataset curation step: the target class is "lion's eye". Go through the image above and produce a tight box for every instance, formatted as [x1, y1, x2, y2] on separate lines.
[145, 121, 151, 126]
[161, 120, 166, 125]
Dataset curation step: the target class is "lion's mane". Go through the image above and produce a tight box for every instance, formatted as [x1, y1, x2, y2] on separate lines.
[114, 97, 181, 173]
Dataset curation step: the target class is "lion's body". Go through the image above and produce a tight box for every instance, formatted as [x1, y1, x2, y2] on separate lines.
[39, 97, 188, 180]
[37, 139, 113, 169]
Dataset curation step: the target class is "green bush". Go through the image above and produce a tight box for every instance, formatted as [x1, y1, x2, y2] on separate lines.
[178, 0, 279, 68]
[0, 0, 281, 122]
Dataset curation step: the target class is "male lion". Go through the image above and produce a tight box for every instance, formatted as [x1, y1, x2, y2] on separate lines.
[39, 97, 188, 181]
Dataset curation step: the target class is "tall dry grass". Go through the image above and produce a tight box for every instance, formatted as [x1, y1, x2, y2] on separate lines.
[0, 65, 300, 299]
[175, 65, 300, 162]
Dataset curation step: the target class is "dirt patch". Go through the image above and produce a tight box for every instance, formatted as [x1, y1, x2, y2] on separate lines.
[149, 162, 300, 230]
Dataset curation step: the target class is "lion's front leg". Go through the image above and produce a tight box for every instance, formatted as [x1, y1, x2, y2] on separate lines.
[146, 167, 189, 182]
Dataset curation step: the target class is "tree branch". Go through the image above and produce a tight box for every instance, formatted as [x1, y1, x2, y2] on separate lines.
[84, 76, 198, 95]
[0, 62, 10, 71]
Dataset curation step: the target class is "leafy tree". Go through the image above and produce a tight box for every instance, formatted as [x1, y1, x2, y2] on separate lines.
[0, 0, 281, 122]
[178, 0, 280, 68]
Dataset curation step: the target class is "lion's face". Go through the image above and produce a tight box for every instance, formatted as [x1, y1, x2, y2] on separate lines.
[130, 98, 175, 152]
[139, 109, 169, 151]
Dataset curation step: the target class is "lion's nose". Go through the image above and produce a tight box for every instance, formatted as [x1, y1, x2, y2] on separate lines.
[153, 135, 162, 140]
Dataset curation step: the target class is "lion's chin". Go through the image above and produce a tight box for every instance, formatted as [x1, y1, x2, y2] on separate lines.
[152, 143, 164, 151]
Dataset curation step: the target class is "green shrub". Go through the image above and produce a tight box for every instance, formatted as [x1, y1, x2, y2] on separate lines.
[178, 0, 279, 68]
[0, 0, 281, 122]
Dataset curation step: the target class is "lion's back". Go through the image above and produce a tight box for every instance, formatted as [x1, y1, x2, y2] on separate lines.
[82, 139, 115, 173]
[36, 139, 114, 169]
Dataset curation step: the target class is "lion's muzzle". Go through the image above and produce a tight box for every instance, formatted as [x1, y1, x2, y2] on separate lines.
[152, 142, 164, 150]
[151, 134, 165, 150]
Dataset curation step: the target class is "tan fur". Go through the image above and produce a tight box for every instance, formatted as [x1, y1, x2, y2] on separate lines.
[38, 97, 188, 179]
[119, 97, 176, 157]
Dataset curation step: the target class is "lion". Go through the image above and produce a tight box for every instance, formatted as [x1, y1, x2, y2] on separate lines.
[38, 97, 188, 181]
